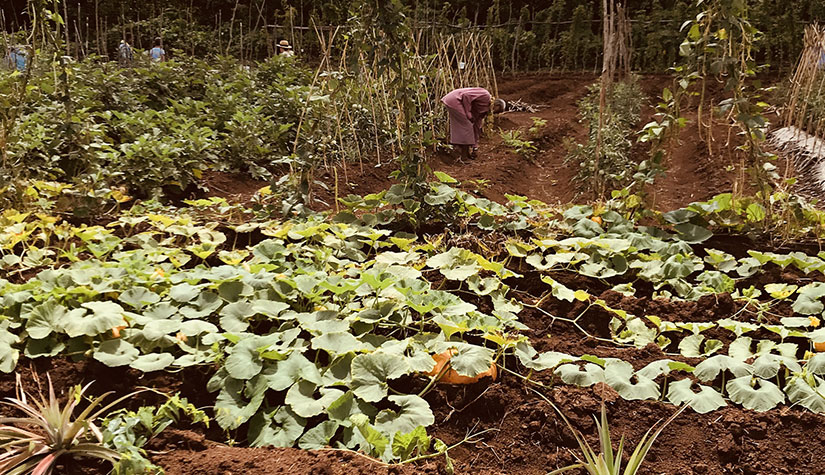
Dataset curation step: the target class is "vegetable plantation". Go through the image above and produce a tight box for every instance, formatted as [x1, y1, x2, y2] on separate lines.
[5, 0, 825, 474]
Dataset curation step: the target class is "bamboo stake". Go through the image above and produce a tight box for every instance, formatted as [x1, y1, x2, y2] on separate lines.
[226, 0, 240, 56]
[95, 0, 100, 55]
[63, 0, 70, 55]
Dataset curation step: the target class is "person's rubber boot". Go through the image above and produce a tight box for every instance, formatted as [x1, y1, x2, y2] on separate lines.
[457, 146, 471, 163]
[470, 147, 479, 160]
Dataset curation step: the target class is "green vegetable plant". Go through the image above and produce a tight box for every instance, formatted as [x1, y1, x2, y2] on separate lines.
[528, 117, 547, 136]
[566, 80, 645, 198]
[103, 393, 210, 474]
[500, 129, 538, 160]
[534, 391, 684, 475]
[0, 375, 140, 475]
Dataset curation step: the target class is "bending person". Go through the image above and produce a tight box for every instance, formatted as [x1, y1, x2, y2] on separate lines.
[441, 87, 505, 160]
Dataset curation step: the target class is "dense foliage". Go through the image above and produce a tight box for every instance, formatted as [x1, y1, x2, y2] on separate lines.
[565, 79, 646, 197]
[3, 0, 824, 72]
[5, 0, 825, 472]
[0, 52, 392, 209]
[4, 176, 825, 470]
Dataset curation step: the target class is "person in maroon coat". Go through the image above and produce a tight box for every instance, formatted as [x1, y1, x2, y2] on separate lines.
[441, 87, 505, 160]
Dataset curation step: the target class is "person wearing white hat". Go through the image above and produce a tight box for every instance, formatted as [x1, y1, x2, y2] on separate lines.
[118, 38, 134, 66]
[278, 40, 294, 57]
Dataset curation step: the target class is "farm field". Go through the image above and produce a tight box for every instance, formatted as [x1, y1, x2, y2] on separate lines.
[4, 1, 825, 475]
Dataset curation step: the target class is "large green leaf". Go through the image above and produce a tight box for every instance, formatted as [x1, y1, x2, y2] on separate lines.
[130, 353, 175, 372]
[142, 319, 182, 341]
[806, 354, 825, 375]
[374, 395, 434, 436]
[726, 376, 784, 412]
[793, 283, 825, 315]
[263, 352, 323, 391]
[555, 362, 605, 387]
[179, 320, 218, 336]
[636, 360, 695, 379]
[673, 223, 712, 243]
[312, 332, 367, 355]
[219, 301, 256, 333]
[65, 302, 126, 338]
[447, 345, 494, 377]
[785, 375, 825, 412]
[540, 276, 575, 302]
[752, 354, 801, 379]
[351, 352, 410, 402]
[249, 407, 306, 447]
[169, 283, 201, 303]
[662, 209, 696, 225]
[515, 342, 574, 371]
[350, 413, 389, 457]
[225, 339, 264, 380]
[24, 337, 64, 359]
[392, 426, 431, 461]
[0, 341, 18, 373]
[119, 288, 161, 309]
[666, 379, 726, 414]
[179, 291, 222, 319]
[285, 381, 345, 418]
[22, 301, 77, 339]
[214, 377, 266, 430]
[94, 339, 140, 367]
[298, 420, 339, 450]
[327, 391, 377, 427]
[603, 360, 659, 400]
[694, 355, 752, 382]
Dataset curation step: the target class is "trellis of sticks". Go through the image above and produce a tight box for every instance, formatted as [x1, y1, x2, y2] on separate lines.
[770, 24, 825, 195]
[783, 25, 825, 137]
[305, 25, 497, 182]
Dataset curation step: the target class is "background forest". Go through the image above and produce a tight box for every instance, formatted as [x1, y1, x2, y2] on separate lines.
[3, 0, 825, 72]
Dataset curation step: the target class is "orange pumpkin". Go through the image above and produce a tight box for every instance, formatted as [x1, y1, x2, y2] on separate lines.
[814, 341, 825, 352]
[111, 325, 127, 338]
[426, 349, 497, 384]
[591, 216, 603, 226]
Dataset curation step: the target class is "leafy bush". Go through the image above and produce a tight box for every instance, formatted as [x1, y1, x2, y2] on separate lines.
[103, 394, 209, 474]
[566, 79, 646, 196]
[0, 54, 340, 202]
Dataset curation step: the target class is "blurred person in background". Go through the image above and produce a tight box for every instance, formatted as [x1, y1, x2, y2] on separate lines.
[5, 45, 28, 71]
[150, 38, 166, 62]
[118, 37, 134, 66]
[278, 39, 294, 57]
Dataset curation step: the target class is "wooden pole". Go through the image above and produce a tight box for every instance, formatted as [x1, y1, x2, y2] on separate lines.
[95, 0, 100, 55]
[63, 0, 70, 55]
[595, 0, 612, 198]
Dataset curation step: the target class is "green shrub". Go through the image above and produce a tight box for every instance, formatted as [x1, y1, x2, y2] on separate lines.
[0, 54, 340, 201]
[565, 79, 646, 196]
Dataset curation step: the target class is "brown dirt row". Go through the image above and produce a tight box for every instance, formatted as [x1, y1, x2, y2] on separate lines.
[309, 73, 736, 212]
